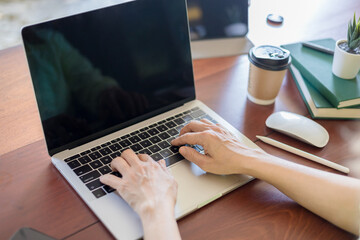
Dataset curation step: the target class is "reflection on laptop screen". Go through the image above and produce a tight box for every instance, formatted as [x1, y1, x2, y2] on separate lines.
[187, 0, 248, 40]
[22, 0, 195, 154]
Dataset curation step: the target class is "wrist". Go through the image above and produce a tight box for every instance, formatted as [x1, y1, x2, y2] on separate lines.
[139, 201, 181, 240]
[139, 200, 175, 224]
[233, 148, 274, 176]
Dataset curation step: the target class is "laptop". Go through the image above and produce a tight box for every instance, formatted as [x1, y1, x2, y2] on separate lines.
[21, 0, 259, 239]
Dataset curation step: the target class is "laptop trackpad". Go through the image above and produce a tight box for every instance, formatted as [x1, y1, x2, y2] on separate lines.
[169, 160, 253, 218]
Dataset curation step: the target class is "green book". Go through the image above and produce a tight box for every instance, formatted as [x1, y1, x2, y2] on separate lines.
[290, 65, 360, 119]
[282, 39, 360, 108]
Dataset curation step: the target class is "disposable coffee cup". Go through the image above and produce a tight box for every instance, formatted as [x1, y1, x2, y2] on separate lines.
[247, 45, 291, 105]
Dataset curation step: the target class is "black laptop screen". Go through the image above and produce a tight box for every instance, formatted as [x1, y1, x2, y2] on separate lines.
[22, 0, 195, 155]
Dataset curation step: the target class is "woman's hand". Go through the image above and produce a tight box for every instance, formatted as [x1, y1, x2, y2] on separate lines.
[100, 149, 181, 240]
[171, 119, 267, 175]
[100, 149, 177, 219]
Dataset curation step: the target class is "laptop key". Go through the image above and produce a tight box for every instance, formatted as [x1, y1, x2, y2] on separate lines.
[110, 151, 121, 159]
[149, 136, 161, 144]
[140, 127, 149, 132]
[130, 143, 142, 152]
[149, 123, 158, 128]
[90, 160, 103, 169]
[104, 185, 116, 193]
[78, 156, 92, 164]
[156, 125, 168, 132]
[149, 145, 161, 153]
[67, 160, 81, 169]
[130, 130, 140, 136]
[174, 118, 185, 125]
[100, 156, 112, 165]
[160, 149, 172, 158]
[89, 151, 102, 160]
[99, 147, 112, 156]
[92, 188, 106, 198]
[129, 136, 141, 143]
[119, 139, 131, 148]
[191, 110, 206, 118]
[151, 153, 162, 161]
[90, 146, 101, 152]
[169, 145, 180, 153]
[158, 141, 170, 149]
[99, 166, 112, 175]
[73, 165, 92, 176]
[101, 142, 111, 147]
[167, 129, 178, 136]
[165, 153, 184, 166]
[111, 171, 122, 178]
[165, 121, 176, 128]
[80, 170, 101, 183]
[140, 140, 152, 148]
[65, 154, 80, 162]
[109, 143, 121, 151]
[159, 132, 170, 140]
[86, 179, 104, 191]
[121, 134, 130, 140]
[80, 150, 91, 156]
[183, 115, 193, 122]
[147, 128, 159, 136]
[139, 149, 152, 155]
[138, 132, 150, 139]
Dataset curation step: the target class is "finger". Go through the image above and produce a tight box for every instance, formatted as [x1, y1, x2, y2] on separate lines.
[179, 146, 211, 169]
[200, 118, 214, 125]
[121, 149, 141, 167]
[179, 120, 211, 136]
[100, 174, 123, 189]
[111, 157, 130, 174]
[171, 132, 205, 146]
[200, 118, 223, 132]
[138, 154, 152, 162]
[158, 159, 167, 170]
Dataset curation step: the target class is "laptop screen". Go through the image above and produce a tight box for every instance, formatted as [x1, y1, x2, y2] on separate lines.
[22, 0, 195, 155]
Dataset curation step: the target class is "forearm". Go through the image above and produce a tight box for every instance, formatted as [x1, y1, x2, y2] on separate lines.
[140, 207, 181, 240]
[243, 153, 360, 235]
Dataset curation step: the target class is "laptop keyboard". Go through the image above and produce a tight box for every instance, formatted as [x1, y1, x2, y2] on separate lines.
[64, 107, 217, 199]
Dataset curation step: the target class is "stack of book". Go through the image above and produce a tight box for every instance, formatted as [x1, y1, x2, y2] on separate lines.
[282, 39, 360, 119]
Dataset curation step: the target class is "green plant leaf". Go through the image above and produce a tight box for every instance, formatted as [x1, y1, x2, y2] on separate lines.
[346, 13, 360, 50]
[348, 22, 351, 43]
[353, 13, 357, 30]
[349, 38, 360, 49]
[350, 25, 358, 43]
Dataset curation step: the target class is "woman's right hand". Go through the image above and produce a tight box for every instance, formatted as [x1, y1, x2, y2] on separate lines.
[171, 119, 267, 175]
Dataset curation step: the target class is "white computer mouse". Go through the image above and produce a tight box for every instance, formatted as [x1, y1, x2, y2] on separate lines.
[265, 111, 329, 148]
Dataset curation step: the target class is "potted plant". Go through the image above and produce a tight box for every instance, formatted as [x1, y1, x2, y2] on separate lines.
[332, 13, 360, 79]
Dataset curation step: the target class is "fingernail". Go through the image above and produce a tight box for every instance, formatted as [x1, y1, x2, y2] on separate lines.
[99, 175, 106, 182]
[179, 146, 186, 154]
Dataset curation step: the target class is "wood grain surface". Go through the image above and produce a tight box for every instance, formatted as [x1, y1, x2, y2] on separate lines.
[1, 0, 360, 239]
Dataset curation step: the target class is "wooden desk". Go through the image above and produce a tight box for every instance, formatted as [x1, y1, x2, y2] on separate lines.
[1, 0, 359, 239]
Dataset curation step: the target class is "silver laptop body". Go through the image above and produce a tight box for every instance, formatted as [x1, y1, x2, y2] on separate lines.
[22, 0, 259, 239]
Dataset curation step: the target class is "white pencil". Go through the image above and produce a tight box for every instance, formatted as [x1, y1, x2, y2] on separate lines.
[256, 136, 350, 174]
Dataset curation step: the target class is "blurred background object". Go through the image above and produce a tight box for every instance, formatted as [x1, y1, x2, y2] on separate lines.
[0, 0, 127, 50]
